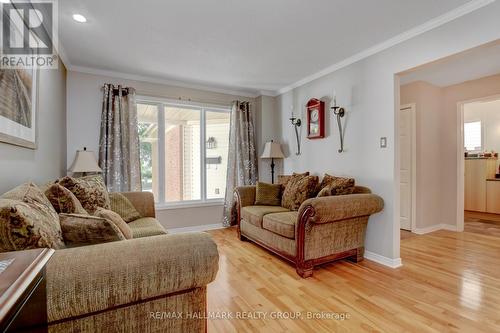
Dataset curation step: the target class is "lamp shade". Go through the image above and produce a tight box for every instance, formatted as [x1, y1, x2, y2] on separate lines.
[260, 141, 285, 159]
[68, 148, 102, 173]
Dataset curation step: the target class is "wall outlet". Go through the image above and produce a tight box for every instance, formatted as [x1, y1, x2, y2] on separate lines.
[380, 137, 387, 148]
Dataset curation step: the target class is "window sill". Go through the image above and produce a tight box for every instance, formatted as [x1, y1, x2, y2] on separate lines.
[155, 201, 224, 211]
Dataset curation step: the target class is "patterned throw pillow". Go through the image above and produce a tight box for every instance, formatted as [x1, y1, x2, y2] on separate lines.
[109, 193, 141, 222]
[57, 175, 110, 214]
[317, 174, 355, 197]
[277, 172, 309, 189]
[254, 182, 282, 206]
[94, 207, 133, 239]
[59, 213, 126, 247]
[281, 174, 319, 210]
[0, 183, 65, 250]
[45, 184, 88, 215]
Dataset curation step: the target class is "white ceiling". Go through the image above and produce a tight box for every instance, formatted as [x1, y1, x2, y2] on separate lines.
[59, 0, 482, 96]
[400, 41, 500, 87]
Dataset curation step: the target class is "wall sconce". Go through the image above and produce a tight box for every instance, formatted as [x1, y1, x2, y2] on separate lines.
[330, 93, 346, 153]
[289, 106, 301, 155]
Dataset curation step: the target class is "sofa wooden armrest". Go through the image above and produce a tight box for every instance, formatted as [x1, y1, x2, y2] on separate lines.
[46, 233, 219, 323]
[121, 191, 156, 218]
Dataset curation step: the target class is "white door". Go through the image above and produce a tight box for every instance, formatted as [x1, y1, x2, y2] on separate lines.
[400, 105, 414, 231]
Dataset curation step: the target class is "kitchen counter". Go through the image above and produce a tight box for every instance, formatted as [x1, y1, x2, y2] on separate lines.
[487, 178, 500, 181]
[465, 157, 498, 160]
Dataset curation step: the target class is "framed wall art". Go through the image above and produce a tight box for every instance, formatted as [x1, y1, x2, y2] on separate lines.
[0, 68, 38, 149]
[0, 2, 39, 149]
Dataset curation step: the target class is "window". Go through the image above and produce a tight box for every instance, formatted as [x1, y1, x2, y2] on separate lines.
[137, 99, 231, 206]
[464, 121, 482, 152]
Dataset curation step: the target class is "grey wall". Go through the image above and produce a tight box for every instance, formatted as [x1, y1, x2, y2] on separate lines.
[255, 95, 282, 183]
[0, 60, 67, 193]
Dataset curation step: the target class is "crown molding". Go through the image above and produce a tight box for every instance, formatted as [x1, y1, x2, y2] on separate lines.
[66, 64, 261, 98]
[276, 0, 496, 96]
[258, 89, 279, 97]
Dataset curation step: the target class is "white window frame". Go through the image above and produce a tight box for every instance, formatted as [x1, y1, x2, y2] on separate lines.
[464, 120, 483, 152]
[137, 96, 231, 210]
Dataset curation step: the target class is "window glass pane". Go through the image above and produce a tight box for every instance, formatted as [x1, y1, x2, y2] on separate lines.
[464, 121, 482, 151]
[205, 110, 231, 199]
[137, 103, 159, 202]
[164, 106, 201, 202]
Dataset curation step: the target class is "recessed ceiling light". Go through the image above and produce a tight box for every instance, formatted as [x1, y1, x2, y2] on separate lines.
[72, 14, 87, 23]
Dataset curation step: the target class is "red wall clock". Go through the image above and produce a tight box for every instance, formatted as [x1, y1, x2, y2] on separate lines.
[306, 98, 325, 139]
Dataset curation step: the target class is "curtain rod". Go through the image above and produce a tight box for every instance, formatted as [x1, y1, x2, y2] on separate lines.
[136, 94, 253, 107]
[102, 85, 253, 105]
[102, 84, 131, 96]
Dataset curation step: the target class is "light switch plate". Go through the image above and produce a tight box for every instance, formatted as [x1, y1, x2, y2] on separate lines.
[380, 137, 387, 148]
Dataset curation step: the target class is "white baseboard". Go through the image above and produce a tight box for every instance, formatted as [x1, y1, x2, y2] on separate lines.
[364, 251, 402, 269]
[168, 223, 224, 234]
[413, 224, 458, 235]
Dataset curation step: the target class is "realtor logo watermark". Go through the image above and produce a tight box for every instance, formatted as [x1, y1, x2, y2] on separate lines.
[1, 0, 58, 69]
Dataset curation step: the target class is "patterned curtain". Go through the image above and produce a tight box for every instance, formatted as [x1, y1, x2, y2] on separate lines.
[223, 101, 258, 226]
[98, 84, 141, 192]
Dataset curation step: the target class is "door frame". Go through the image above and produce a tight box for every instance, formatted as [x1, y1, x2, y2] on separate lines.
[456, 94, 500, 231]
[400, 103, 417, 232]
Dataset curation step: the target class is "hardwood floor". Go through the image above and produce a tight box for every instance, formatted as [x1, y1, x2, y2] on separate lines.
[206, 227, 500, 332]
[465, 210, 500, 237]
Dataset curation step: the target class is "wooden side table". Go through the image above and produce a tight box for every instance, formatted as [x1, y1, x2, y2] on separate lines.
[0, 248, 54, 333]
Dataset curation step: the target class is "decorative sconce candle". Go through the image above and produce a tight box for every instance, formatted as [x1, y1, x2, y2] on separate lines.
[330, 92, 346, 153]
[289, 106, 302, 155]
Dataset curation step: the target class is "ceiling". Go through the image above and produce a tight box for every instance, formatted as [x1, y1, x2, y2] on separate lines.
[399, 41, 500, 87]
[59, 0, 483, 96]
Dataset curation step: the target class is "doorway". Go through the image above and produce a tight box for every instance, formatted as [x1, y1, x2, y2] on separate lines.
[457, 96, 500, 233]
[399, 104, 416, 232]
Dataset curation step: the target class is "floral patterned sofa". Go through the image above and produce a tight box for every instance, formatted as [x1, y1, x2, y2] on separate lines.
[234, 173, 384, 278]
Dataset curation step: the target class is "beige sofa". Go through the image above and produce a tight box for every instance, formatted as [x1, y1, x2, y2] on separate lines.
[47, 240, 218, 332]
[38, 192, 218, 332]
[234, 185, 383, 278]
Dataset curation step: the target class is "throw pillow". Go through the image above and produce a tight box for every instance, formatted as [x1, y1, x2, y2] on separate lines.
[281, 174, 319, 210]
[277, 172, 309, 189]
[254, 182, 282, 206]
[45, 184, 88, 215]
[0, 182, 65, 250]
[94, 207, 133, 239]
[109, 192, 141, 222]
[317, 174, 355, 197]
[57, 175, 111, 214]
[59, 213, 126, 247]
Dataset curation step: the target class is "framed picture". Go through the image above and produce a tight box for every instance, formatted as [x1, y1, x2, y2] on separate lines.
[0, 4, 38, 149]
[306, 98, 325, 139]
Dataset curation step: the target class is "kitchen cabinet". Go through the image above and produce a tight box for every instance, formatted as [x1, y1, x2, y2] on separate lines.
[464, 158, 496, 212]
[486, 180, 500, 214]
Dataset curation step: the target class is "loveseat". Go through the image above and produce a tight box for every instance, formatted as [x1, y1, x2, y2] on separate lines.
[234, 175, 384, 278]
[0, 182, 219, 333]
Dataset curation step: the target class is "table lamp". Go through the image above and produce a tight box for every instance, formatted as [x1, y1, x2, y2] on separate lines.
[260, 140, 285, 184]
[68, 147, 102, 176]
